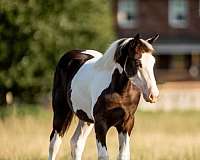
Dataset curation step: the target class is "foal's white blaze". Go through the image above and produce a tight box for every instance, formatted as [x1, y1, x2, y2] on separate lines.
[131, 53, 159, 103]
[118, 133, 130, 160]
[48, 131, 62, 160]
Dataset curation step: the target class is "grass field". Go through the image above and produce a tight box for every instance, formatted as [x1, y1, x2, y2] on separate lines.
[0, 105, 200, 160]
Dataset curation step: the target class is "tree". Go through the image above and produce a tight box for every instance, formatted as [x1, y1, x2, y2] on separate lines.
[0, 0, 114, 105]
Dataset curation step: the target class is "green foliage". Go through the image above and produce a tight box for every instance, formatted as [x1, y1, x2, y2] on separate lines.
[0, 0, 114, 103]
[0, 104, 42, 119]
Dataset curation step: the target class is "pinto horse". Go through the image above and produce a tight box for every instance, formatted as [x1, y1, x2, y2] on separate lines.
[48, 34, 159, 160]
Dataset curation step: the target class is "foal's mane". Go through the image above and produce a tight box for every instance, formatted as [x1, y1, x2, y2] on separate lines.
[94, 39, 130, 69]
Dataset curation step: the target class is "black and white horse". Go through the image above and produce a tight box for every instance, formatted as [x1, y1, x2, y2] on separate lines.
[48, 34, 159, 160]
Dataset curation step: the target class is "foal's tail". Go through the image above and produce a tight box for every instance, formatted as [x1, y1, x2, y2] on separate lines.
[50, 54, 75, 139]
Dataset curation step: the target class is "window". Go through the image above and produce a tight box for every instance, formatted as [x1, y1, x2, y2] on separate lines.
[168, 0, 188, 28]
[117, 0, 138, 28]
[199, 0, 200, 16]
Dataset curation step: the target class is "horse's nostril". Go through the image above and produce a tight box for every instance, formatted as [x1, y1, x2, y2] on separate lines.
[149, 94, 153, 100]
[148, 94, 158, 103]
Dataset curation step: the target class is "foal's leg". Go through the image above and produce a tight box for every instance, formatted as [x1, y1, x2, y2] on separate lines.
[117, 132, 130, 160]
[48, 108, 73, 160]
[116, 117, 134, 160]
[70, 120, 94, 160]
[48, 130, 62, 160]
[95, 121, 109, 160]
[48, 86, 74, 160]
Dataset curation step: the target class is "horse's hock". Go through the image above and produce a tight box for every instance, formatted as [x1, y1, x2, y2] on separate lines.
[140, 81, 200, 111]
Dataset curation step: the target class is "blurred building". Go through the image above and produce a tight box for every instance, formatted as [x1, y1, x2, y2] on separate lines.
[112, 0, 200, 81]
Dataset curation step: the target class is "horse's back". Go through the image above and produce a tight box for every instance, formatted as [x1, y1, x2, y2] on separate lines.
[52, 50, 95, 111]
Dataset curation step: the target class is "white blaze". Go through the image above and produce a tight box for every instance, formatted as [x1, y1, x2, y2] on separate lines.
[130, 53, 159, 102]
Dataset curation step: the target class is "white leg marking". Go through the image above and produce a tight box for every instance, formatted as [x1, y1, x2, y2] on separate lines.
[48, 131, 62, 160]
[118, 132, 130, 160]
[96, 141, 108, 160]
[70, 120, 94, 160]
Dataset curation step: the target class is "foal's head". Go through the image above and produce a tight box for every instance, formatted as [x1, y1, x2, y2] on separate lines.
[115, 34, 159, 103]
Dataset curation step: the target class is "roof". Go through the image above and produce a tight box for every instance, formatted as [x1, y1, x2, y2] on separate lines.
[155, 44, 200, 54]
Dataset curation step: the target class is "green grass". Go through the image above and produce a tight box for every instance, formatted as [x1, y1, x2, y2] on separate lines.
[0, 106, 200, 160]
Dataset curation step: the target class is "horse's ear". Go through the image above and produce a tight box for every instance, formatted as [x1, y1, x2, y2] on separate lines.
[131, 33, 142, 59]
[147, 34, 159, 44]
[129, 33, 140, 49]
[134, 33, 140, 43]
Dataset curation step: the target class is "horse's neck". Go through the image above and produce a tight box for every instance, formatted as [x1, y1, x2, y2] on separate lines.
[110, 68, 141, 96]
[110, 69, 141, 113]
[94, 40, 119, 70]
[110, 69, 129, 92]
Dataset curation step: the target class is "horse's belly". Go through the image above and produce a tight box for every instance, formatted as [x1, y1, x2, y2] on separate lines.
[70, 87, 92, 112]
[70, 60, 97, 120]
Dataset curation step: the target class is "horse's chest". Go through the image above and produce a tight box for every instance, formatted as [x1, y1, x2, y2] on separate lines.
[93, 78, 141, 124]
[70, 61, 113, 121]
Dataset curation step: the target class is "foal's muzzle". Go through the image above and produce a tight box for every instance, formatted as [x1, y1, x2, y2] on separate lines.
[148, 94, 158, 103]
[144, 88, 159, 103]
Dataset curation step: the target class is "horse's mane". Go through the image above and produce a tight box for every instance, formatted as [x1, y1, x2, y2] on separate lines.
[94, 39, 128, 70]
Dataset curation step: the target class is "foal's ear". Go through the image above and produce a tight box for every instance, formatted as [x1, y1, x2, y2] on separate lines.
[130, 33, 142, 59]
[147, 34, 159, 44]
[129, 33, 140, 49]
[134, 33, 140, 40]
[133, 33, 140, 45]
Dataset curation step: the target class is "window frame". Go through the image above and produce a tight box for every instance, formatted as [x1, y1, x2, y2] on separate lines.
[199, 0, 200, 16]
[168, 0, 188, 28]
[117, 0, 138, 29]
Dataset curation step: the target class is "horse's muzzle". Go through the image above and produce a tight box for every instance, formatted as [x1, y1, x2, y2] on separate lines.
[148, 95, 158, 103]
[143, 90, 159, 103]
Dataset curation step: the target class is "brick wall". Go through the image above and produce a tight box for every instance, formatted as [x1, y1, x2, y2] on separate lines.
[113, 0, 200, 40]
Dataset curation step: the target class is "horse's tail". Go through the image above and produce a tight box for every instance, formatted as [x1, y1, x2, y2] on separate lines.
[51, 54, 74, 139]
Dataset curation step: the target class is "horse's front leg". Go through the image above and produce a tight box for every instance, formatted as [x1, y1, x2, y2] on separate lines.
[117, 132, 130, 160]
[116, 116, 134, 160]
[95, 121, 109, 160]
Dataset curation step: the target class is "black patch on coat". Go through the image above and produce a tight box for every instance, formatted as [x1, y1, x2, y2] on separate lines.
[51, 50, 94, 137]
[76, 109, 94, 123]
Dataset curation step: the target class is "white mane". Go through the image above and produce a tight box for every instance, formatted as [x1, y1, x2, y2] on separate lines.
[94, 38, 132, 70]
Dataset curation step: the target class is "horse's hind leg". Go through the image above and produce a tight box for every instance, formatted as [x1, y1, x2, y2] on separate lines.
[48, 87, 74, 160]
[70, 120, 94, 160]
[48, 129, 62, 160]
